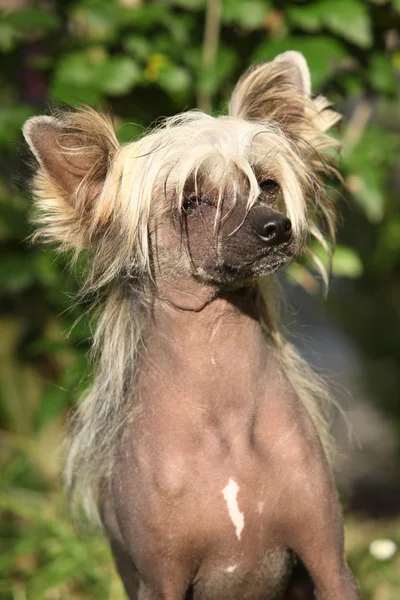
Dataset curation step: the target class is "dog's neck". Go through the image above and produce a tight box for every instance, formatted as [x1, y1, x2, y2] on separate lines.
[140, 278, 272, 410]
[152, 277, 263, 336]
[154, 277, 220, 313]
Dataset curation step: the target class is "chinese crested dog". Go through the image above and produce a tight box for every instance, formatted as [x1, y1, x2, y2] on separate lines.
[24, 52, 360, 599]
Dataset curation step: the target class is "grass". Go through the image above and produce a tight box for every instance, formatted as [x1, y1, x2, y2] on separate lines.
[0, 485, 127, 600]
[346, 517, 400, 600]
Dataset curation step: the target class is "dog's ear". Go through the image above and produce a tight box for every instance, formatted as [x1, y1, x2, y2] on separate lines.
[229, 51, 312, 131]
[23, 107, 119, 250]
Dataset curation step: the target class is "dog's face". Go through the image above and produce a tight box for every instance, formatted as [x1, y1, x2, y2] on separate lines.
[174, 171, 296, 283]
[23, 51, 339, 291]
[151, 116, 303, 284]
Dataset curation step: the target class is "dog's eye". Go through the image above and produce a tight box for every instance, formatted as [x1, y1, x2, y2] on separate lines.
[260, 179, 279, 194]
[182, 195, 213, 214]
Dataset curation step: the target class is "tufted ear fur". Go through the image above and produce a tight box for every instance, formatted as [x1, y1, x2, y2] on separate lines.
[229, 51, 335, 135]
[23, 107, 120, 250]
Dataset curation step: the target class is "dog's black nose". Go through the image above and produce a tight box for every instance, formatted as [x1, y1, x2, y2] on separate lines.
[254, 214, 292, 245]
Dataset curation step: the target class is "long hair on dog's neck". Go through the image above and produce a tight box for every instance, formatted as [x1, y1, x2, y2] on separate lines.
[26, 75, 340, 521]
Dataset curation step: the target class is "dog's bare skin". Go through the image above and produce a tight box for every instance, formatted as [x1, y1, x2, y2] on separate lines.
[23, 51, 361, 599]
[102, 284, 358, 600]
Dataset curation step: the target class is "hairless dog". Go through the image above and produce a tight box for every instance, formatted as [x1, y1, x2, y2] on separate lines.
[24, 51, 360, 599]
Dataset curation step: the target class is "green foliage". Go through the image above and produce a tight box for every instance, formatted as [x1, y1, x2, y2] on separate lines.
[254, 35, 348, 89]
[288, 0, 372, 48]
[0, 0, 400, 597]
[222, 0, 270, 29]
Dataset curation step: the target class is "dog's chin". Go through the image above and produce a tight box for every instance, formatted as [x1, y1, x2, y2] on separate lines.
[229, 255, 290, 280]
[195, 253, 291, 285]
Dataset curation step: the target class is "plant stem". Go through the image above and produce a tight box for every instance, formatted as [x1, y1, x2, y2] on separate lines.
[197, 0, 222, 113]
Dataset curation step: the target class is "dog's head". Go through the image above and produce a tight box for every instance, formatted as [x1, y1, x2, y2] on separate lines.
[23, 52, 340, 290]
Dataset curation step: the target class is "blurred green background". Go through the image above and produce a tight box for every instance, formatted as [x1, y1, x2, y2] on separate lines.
[0, 0, 399, 598]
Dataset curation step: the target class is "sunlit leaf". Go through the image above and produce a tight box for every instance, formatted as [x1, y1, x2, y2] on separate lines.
[158, 64, 192, 96]
[393, 0, 400, 13]
[222, 0, 271, 29]
[351, 170, 386, 223]
[331, 245, 364, 278]
[123, 35, 151, 61]
[286, 4, 323, 31]
[319, 0, 372, 48]
[98, 56, 141, 95]
[0, 22, 15, 52]
[50, 52, 103, 104]
[71, 3, 120, 41]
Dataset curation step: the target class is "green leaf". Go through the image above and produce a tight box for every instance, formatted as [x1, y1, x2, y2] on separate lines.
[286, 5, 323, 32]
[222, 0, 270, 29]
[70, 2, 120, 42]
[344, 124, 397, 223]
[304, 243, 364, 280]
[288, 0, 372, 47]
[318, 0, 372, 48]
[121, 4, 171, 29]
[0, 105, 35, 147]
[254, 36, 347, 89]
[332, 245, 363, 278]
[351, 170, 386, 223]
[4, 7, 59, 32]
[0, 254, 36, 294]
[52, 52, 141, 100]
[122, 4, 193, 44]
[97, 56, 141, 95]
[50, 51, 102, 104]
[123, 35, 151, 61]
[369, 54, 397, 94]
[158, 64, 192, 96]
[0, 22, 15, 52]
[53, 52, 98, 87]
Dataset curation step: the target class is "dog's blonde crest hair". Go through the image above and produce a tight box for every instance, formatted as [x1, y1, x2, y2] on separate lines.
[24, 52, 341, 520]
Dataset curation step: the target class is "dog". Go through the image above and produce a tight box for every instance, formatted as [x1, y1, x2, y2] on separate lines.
[23, 51, 360, 599]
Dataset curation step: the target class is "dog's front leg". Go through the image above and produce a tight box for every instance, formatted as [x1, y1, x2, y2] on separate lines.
[281, 451, 360, 600]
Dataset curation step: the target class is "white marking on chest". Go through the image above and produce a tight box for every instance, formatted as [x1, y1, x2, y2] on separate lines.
[225, 564, 237, 573]
[221, 478, 244, 540]
[210, 357, 216, 366]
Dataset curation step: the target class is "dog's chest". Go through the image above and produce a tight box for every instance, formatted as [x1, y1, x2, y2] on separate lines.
[110, 406, 294, 594]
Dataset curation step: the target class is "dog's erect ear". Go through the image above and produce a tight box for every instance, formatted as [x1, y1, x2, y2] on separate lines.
[23, 107, 119, 249]
[229, 51, 312, 129]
